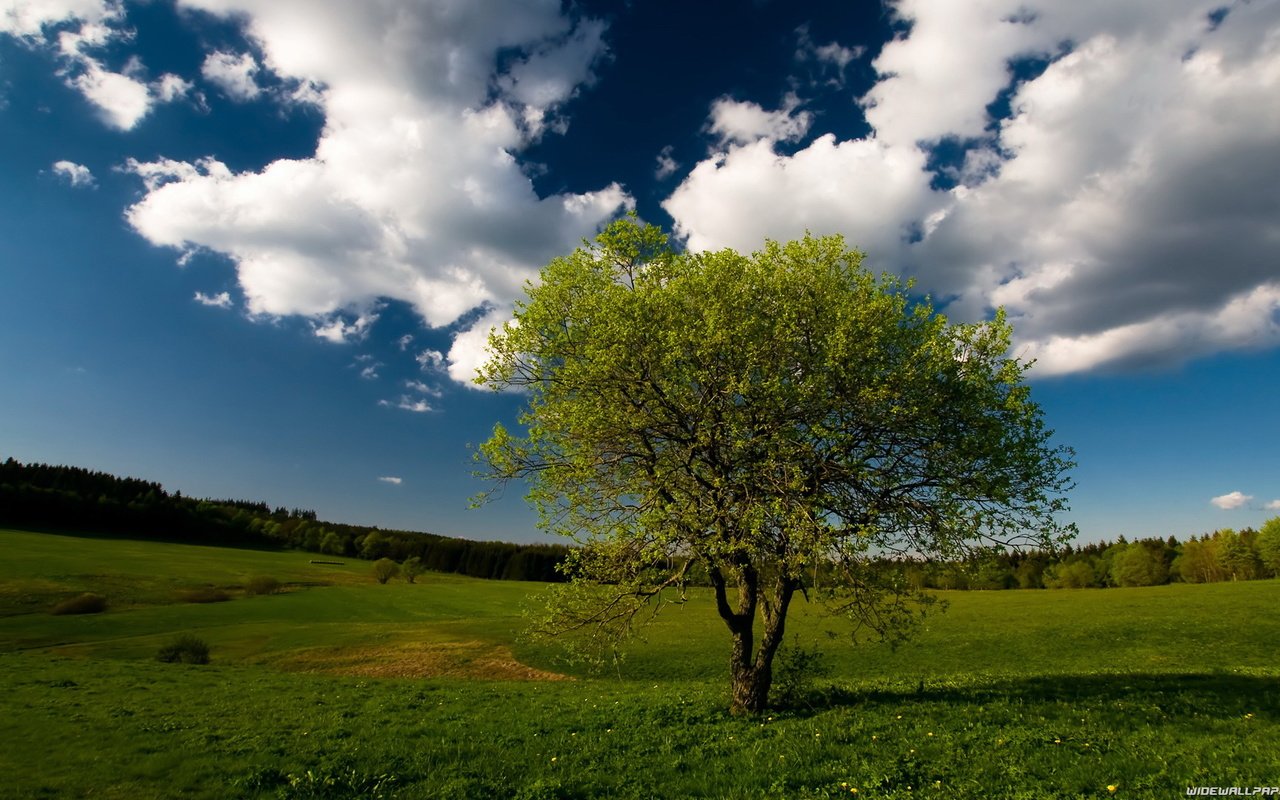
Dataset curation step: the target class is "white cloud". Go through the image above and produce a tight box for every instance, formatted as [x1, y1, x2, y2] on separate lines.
[404, 379, 441, 396]
[1211, 491, 1253, 510]
[396, 334, 413, 351]
[120, 0, 630, 386]
[377, 475, 402, 485]
[313, 312, 377, 344]
[415, 349, 446, 372]
[654, 145, 679, 180]
[380, 396, 433, 414]
[193, 290, 232, 308]
[667, 0, 1280, 374]
[152, 72, 193, 102]
[2, 3, 193, 129]
[201, 50, 260, 101]
[1266, 500, 1280, 511]
[706, 93, 811, 147]
[51, 159, 94, 187]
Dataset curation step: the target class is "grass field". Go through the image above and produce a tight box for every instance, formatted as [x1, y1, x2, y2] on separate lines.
[1, 528, 1277, 798]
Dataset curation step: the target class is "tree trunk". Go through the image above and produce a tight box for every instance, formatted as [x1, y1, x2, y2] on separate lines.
[713, 565, 797, 715]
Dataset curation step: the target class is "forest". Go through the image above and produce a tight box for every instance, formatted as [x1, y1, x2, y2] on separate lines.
[0, 457, 570, 582]
[3, 456, 1277, 590]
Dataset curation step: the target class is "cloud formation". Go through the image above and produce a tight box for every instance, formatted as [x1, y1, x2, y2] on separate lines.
[119, 0, 630, 386]
[377, 476, 402, 485]
[51, 159, 94, 187]
[193, 290, 232, 308]
[1266, 500, 1280, 511]
[201, 50, 261, 101]
[3, 1, 189, 129]
[1210, 491, 1252, 510]
[667, 1, 1280, 375]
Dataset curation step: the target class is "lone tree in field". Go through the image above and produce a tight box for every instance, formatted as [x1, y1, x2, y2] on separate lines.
[373, 558, 400, 584]
[476, 218, 1074, 714]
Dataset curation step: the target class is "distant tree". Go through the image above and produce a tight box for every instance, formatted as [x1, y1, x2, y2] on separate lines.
[1044, 559, 1098, 589]
[402, 556, 424, 584]
[319, 531, 345, 556]
[360, 531, 390, 561]
[1216, 529, 1260, 581]
[1173, 539, 1221, 583]
[476, 218, 1075, 714]
[1109, 544, 1168, 587]
[1257, 516, 1280, 577]
[373, 558, 400, 584]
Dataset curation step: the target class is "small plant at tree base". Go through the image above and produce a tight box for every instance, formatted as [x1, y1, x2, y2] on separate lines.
[373, 558, 400, 584]
[156, 635, 210, 664]
[244, 576, 281, 596]
[51, 593, 107, 615]
[772, 638, 830, 709]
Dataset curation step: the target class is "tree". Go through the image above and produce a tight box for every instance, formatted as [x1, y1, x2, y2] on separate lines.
[1109, 544, 1168, 587]
[402, 556, 424, 584]
[1257, 516, 1280, 577]
[476, 218, 1075, 714]
[373, 558, 399, 584]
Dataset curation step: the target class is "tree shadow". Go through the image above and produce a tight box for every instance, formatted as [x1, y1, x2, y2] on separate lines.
[786, 672, 1280, 718]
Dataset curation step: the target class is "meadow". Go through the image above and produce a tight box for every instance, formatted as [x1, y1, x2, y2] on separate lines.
[1, 527, 1277, 799]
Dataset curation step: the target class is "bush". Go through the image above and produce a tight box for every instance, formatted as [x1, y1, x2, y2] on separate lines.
[178, 587, 231, 603]
[51, 593, 107, 615]
[373, 558, 400, 584]
[772, 638, 830, 709]
[157, 635, 210, 664]
[244, 576, 281, 595]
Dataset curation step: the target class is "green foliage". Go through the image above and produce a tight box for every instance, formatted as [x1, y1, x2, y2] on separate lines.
[1257, 517, 1280, 576]
[771, 637, 831, 709]
[477, 217, 1075, 711]
[50, 592, 107, 615]
[1043, 559, 1100, 589]
[3, 529, 1280, 798]
[244, 575, 281, 595]
[402, 556, 424, 584]
[372, 558, 399, 584]
[156, 635, 210, 664]
[1109, 545, 1169, 587]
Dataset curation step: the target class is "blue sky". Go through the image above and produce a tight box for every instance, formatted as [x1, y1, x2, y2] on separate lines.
[2, 0, 1278, 544]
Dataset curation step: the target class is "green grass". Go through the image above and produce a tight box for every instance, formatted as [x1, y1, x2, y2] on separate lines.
[1, 528, 1277, 798]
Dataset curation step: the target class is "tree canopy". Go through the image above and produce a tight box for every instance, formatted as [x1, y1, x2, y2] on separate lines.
[476, 218, 1075, 713]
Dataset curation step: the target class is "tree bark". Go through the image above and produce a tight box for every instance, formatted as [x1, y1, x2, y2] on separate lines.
[712, 565, 797, 715]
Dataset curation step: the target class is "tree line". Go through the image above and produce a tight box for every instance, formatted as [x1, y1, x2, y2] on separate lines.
[0, 457, 570, 582]
[889, 525, 1280, 590]
[3, 457, 1276, 590]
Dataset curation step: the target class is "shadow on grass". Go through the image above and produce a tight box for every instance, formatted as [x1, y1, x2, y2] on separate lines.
[788, 673, 1280, 718]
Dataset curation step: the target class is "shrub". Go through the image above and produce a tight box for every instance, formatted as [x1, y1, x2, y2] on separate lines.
[51, 593, 107, 615]
[157, 635, 210, 664]
[244, 576, 281, 595]
[373, 558, 400, 584]
[402, 556, 424, 584]
[772, 638, 830, 709]
[178, 587, 231, 603]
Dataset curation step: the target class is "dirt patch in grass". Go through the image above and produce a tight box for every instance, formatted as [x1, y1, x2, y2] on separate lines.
[270, 640, 572, 682]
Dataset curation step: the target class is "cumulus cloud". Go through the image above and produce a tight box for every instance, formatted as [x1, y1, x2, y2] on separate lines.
[1211, 491, 1253, 510]
[118, 0, 629, 386]
[707, 93, 811, 146]
[201, 50, 261, 101]
[794, 23, 863, 86]
[667, 0, 1280, 375]
[313, 312, 377, 344]
[2, 2, 191, 129]
[193, 290, 232, 308]
[51, 159, 94, 187]
[377, 475, 402, 485]
[1266, 500, 1280, 511]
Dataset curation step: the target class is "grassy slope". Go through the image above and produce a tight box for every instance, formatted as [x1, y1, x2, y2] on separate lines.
[1, 528, 1277, 799]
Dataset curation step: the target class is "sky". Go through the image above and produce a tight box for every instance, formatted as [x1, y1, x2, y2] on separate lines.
[1, 0, 1278, 545]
